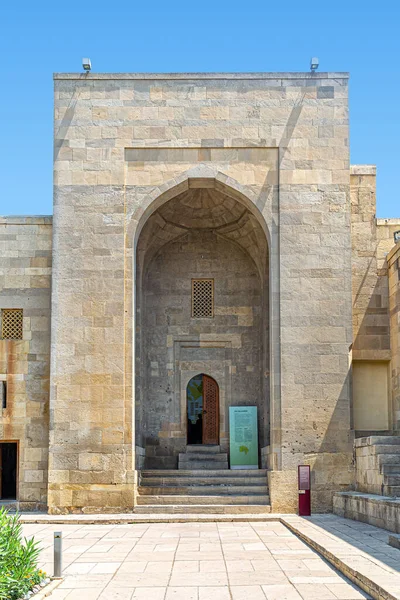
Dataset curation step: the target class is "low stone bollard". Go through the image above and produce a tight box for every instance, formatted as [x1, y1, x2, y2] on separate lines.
[53, 531, 62, 578]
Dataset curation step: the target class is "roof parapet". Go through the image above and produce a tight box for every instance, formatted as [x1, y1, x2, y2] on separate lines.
[53, 71, 349, 81]
[350, 165, 376, 175]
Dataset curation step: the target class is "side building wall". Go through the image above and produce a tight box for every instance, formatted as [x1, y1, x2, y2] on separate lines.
[388, 242, 400, 429]
[350, 166, 399, 432]
[0, 217, 52, 509]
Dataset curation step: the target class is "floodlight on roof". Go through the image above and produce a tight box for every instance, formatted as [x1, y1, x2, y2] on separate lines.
[82, 58, 91, 72]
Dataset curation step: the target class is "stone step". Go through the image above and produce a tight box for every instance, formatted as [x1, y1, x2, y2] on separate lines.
[356, 435, 400, 446]
[372, 445, 400, 455]
[383, 485, 400, 496]
[133, 504, 272, 514]
[141, 469, 268, 477]
[186, 445, 221, 453]
[179, 453, 228, 461]
[380, 464, 400, 474]
[138, 485, 269, 495]
[178, 461, 229, 470]
[356, 436, 400, 447]
[140, 476, 267, 486]
[136, 494, 270, 505]
[378, 454, 400, 465]
[383, 475, 400, 486]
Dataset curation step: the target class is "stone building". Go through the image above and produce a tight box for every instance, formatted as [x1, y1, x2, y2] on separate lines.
[0, 71, 399, 514]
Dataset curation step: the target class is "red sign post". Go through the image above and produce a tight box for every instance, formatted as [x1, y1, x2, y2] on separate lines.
[298, 465, 311, 516]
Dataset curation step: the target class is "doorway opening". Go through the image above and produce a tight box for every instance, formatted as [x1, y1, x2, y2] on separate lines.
[0, 442, 18, 500]
[187, 374, 219, 445]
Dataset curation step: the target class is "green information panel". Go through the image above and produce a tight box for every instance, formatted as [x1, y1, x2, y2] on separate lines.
[229, 406, 258, 469]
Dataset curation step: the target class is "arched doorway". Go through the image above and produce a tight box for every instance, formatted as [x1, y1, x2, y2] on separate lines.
[187, 374, 219, 445]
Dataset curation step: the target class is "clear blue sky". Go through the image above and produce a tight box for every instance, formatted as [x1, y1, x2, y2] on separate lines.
[1, 0, 399, 217]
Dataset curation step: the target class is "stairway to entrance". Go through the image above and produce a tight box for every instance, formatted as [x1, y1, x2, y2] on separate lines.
[355, 435, 400, 496]
[137, 446, 270, 513]
[376, 437, 400, 496]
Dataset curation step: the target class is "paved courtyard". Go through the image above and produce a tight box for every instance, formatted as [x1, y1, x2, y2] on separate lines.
[24, 520, 372, 600]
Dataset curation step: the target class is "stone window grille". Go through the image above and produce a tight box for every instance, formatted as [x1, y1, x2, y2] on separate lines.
[192, 279, 214, 318]
[1, 309, 23, 340]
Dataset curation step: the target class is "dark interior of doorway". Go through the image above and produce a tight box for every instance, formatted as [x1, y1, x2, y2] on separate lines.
[187, 374, 203, 444]
[187, 374, 219, 445]
[0, 442, 17, 500]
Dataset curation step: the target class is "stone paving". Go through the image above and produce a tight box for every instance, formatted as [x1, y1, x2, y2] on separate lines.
[23, 520, 372, 600]
[285, 515, 400, 599]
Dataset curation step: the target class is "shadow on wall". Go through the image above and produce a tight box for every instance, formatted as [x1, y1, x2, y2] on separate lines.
[305, 371, 355, 512]
[54, 84, 80, 160]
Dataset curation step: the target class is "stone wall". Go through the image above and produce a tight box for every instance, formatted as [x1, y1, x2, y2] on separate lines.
[350, 166, 399, 432]
[388, 242, 400, 428]
[0, 217, 52, 509]
[50, 71, 354, 513]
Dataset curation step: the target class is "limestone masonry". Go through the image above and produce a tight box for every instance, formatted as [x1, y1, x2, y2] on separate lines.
[0, 72, 399, 514]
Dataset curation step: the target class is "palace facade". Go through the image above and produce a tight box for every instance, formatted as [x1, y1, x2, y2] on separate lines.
[0, 72, 399, 513]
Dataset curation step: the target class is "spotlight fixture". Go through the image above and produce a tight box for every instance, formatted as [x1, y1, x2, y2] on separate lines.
[310, 57, 319, 72]
[82, 58, 91, 72]
[394, 230, 400, 243]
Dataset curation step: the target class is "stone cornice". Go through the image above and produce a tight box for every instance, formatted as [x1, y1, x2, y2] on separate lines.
[53, 72, 349, 81]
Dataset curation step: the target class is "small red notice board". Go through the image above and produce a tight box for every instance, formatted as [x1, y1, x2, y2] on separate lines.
[298, 465, 311, 516]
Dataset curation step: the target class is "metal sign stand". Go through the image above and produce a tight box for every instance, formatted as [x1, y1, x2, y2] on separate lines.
[298, 465, 311, 516]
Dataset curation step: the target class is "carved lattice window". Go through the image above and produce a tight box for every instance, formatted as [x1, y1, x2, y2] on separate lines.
[1, 309, 23, 340]
[192, 279, 214, 318]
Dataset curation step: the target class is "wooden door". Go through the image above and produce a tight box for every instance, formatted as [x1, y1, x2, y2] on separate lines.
[202, 376, 219, 444]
